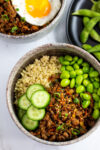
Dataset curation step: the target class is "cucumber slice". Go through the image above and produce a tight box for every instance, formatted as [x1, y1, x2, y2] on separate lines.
[22, 114, 39, 130]
[26, 84, 44, 100]
[18, 109, 26, 120]
[27, 105, 45, 121]
[18, 94, 31, 110]
[31, 90, 51, 109]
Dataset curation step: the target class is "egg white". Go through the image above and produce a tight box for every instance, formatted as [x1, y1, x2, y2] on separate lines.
[11, 0, 61, 26]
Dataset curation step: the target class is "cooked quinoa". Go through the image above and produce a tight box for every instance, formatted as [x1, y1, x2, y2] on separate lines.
[15, 56, 61, 100]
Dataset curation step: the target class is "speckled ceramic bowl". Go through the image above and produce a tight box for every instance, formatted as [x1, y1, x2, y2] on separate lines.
[0, 0, 66, 39]
[7, 44, 100, 146]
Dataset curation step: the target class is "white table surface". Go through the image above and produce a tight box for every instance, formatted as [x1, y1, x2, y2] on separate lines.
[0, 1, 100, 150]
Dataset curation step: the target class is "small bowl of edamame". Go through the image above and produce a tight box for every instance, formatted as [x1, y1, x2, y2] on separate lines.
[7, 43, 100, 146]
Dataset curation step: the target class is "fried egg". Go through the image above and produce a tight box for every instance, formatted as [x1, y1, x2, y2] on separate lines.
[11, 0, 61, 26]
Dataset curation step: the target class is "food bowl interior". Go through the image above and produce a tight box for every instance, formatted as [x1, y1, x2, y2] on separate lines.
[1, 0, 65, 39]
[7, 44, 100, 146]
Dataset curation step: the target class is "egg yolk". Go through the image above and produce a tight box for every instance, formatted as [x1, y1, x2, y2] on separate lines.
[25, 0, 51, 18]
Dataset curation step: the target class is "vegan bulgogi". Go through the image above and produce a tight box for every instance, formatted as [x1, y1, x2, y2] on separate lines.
[30, 75, 96, 142]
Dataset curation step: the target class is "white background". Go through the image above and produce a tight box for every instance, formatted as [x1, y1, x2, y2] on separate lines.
[0, 0, 100, 150]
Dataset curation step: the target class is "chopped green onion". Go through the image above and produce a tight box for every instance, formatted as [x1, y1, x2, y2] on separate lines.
[59, 112, 62, 118]
[56, 124, 64, 130]
[72, 129, 80, 135]
[11, 26, 18, 33]
[21, 17, 26, 22]
[65, 113, 68, 117]
[16, 8, 19, 11]
[5, 0, 10, 2]
[2, 14, 9, 20]
[54, 92, 60, 99]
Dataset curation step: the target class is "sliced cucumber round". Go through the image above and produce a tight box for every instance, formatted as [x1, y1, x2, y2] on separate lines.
[22, 114, 39, 130]
[18, 109, 26, 120]
[18, 94, 31, 110]
[31, 90, 51, 109]
[27, 105, 45, 121]
[26, 84, 44, 100]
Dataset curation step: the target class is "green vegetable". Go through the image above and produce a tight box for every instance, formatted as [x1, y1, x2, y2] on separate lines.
[73, 98, 80, 104]
[66, 66, 74, 71]
[27, 106, 45, 120]
[80, 17, 100, 43]
[70, 70, 76, 78]
[60, 71, 70, 79]
[76, 75, 83, 85]
[76, 85, 85, 93]
[93, 93, 100, 101]
[72, 9, 100, 17]
[83, 79, 90, 87]
[92, 109, 100, 119]
[77, 58, 83, 65]
[97, 88, 100, 96]
[59, 56, 64, 64]
[81, 93, 91, 101]
[65, 55, 72, 61]
[61, 79, 70, 87]
[87, 83, 93, 93]
[72, 129, 80, 135]
[70, 78, 75, 88]
[88, 45, 100, 53]
[73, 63, 79, 70]
[91, 0, 100, 13]
[11, 26, 18, 33]
[82, 100, 91, 108]
[31, 90, 50, 109]
[56, 124, 64, 130]
[89, 71, 99, 78]
[22, 114, 39, 130]
[83, 66, 89, 73]
[2, 14, 9, 20]
[83, 17, 100, 42]
[82, 44, 92, 51]
[93, 81, 99, 89]
[76, 69, 83, 75]
[65, 113, 68, 117]
[60, 66, 66, 72]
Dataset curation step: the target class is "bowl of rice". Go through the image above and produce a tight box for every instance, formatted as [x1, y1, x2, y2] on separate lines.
[7, 44, 100, 146]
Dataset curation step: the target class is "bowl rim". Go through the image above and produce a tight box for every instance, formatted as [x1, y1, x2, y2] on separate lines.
[6, 43, 100, 146]
[1, 0, 66, 39]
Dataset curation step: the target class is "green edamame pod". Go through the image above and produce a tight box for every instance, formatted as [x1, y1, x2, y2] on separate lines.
[88, 44, 100, 53]
[72, 9, 100, 17]
[80, 17, 100, 43]
[82, 44, 92, 51]
[94, 52, 100, 61]
[83, 17, 100, 42]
